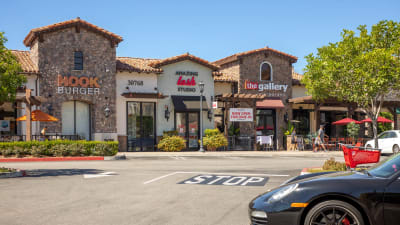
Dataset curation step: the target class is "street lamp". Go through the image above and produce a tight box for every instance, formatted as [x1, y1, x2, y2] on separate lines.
[199, 81, 205, 152]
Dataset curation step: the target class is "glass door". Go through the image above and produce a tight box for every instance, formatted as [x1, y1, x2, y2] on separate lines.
[256, 109, 276, 148]
[175, 112, 199, 150]
[127, 102, 155, 151]
[188, 113, 199, 149]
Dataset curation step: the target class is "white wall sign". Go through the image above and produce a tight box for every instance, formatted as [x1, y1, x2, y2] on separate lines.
[0, 120, 10, 132]
[229, 108, 253, 122]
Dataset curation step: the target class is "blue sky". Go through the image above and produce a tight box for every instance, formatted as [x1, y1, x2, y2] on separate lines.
[1, 0, 399, 73]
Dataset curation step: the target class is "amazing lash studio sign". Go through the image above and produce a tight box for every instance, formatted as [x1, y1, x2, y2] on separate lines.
[57, 75, 101, 95]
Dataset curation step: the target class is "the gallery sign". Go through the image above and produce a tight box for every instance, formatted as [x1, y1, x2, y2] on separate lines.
[245, 80, 288, 92]
[229, 108, 253, 122]
[57, 75, 101, 95]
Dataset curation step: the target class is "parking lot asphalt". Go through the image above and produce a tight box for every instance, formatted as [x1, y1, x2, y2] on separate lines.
[0, 155, 357, 225]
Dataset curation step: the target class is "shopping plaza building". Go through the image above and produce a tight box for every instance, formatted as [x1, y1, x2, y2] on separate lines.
[2, 18, 400, 151]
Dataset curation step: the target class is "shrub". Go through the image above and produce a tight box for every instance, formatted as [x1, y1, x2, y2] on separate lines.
[201, 129, 228, 151]
[158, 136, 186, 152]
[203, 134, 228, 151]
[163, 130, 178, 137]
[322, 157, 347, 171]
[0, 140, 118, 157]
[204, 128, 220, 137]
[53, 144, 70, 157]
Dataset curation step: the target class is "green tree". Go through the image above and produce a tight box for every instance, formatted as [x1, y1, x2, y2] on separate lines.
[378, 111, 393, 134]
[302, 20, 400, 148]
[0, 32, 26, 105]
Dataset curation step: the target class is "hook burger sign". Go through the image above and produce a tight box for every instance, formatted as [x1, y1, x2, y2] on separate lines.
[57, 75, 101, 95]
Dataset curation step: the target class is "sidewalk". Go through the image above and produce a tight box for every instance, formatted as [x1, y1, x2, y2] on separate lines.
[118, 150, 344, 158]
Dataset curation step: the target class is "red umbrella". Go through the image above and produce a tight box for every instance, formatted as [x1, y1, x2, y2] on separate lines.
[361, 116, 394, 123]
[332, 118, 361, 125]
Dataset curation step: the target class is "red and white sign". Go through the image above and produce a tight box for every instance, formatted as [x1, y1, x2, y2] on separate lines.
[212, 101, 218, 109]
[229, 108, 253, 122]
[244, 80, 288, 92]
[245, 81, 258, 90]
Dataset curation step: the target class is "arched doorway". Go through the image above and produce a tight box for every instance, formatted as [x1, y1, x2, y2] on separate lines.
[62, 101, 91, 140]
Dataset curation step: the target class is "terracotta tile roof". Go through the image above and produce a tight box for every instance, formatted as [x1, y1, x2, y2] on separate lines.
[213, 71, 238, 83]
[117, 57, 163, 74]
[149, 53, 220, 71]
[213, 46, 298, 66]
[11, 50, 39, 74]
[292, 71, 304, 86]
[24, 17, 123, 47]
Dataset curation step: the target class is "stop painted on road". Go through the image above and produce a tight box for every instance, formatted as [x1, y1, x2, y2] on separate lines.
[178, 174, 269, 186]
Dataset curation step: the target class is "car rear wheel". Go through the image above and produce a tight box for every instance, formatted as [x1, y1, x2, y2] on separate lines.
[393, 145, 400, 154]
[305, 200, 364, 225]
[366, 144, 372, 149]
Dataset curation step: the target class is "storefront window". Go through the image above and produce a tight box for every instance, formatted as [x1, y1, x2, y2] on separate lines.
[260, 61, 272, 81]
[293, 109, 310, 135]
[61, 101, 90, 140]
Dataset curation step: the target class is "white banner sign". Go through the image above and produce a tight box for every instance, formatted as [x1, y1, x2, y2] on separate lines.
[229, 108, 253, 122]
[0, 120, 10, 132]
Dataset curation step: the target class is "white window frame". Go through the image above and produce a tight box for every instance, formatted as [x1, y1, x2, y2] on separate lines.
[260, 61, 273, 81]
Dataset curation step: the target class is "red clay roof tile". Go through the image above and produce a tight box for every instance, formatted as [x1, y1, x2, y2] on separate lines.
[23, 17, 123, 47]
[213, 47, 298, 66]
[11, 50, 39, 74]
[116, 57, 163, 74]
[149, 53, 220, 71]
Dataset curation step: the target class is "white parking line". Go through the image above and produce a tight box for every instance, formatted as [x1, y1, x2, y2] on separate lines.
[84, 171, 118, 179]
[143, 171, 289, 184]
[169, 156, 187, 160]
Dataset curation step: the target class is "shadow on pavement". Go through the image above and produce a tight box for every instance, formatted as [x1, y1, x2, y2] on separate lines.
[26, 169, 105, 177]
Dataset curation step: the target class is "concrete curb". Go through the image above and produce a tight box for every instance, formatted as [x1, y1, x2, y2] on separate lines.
[119, 151, 344, 159]
[0, 156, 104, 162]
[0, 155, 126, 163]
[0, 169, 26, 178]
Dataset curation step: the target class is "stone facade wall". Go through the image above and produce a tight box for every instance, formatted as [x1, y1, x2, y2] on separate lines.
[29, 40, 39, 70]
[237, 52, 293, 149]
[219, 60, 240, 80]
[36, 27, 117, 139]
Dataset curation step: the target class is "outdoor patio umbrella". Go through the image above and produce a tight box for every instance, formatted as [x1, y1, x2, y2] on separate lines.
[360, 116, 394, 123]
[332, 118, 361, 125]
[16, 110, 59, 122]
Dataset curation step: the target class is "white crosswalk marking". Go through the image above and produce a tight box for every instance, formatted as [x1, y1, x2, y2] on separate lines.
[83, 171, 117, 179]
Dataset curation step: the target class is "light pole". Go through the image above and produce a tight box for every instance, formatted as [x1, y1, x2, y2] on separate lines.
[199, 81, 205, 152]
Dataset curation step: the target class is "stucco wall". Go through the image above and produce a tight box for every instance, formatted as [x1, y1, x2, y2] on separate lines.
[156, 60, 215, 136]
[115, 72, 158, 135]
[292, 85, 308, 98]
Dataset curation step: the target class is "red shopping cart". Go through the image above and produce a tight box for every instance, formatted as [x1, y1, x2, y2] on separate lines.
[340, 144, 381, 168]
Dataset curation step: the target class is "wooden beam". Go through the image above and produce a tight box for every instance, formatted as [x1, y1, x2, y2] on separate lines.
[25, 89, 32, 141]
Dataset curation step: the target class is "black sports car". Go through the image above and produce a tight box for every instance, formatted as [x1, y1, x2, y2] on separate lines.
[249, 154, 400, 225]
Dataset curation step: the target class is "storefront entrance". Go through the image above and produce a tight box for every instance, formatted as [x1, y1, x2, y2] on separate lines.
[175, 112, 199, 150]
[127, 102, 156, 151]
[256, 109, 276, 149]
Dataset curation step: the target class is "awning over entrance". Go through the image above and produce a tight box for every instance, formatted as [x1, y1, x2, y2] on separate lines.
[256, 99, 285, 109]
[171, 96, 208, 111]
[122, 92, 167, 99]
